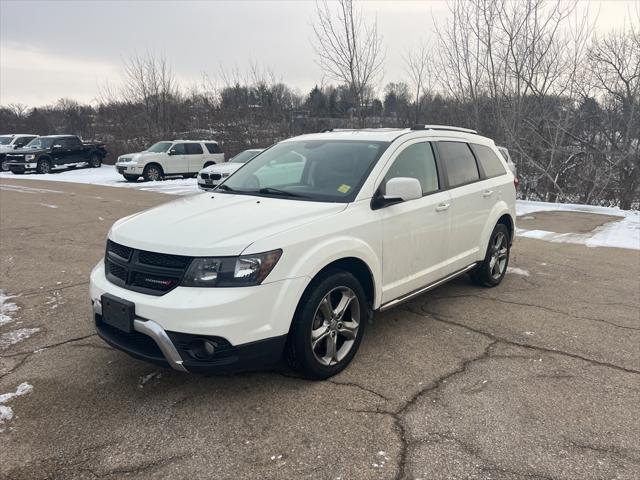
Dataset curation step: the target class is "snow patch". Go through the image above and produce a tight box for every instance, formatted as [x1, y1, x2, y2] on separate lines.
[0, 184, 64, 194]
[507, 267, 530, 277]
[0, 382, 33, 430]
[516, 200, 639, 250]
[0, 328, 40, 350]
[0, 292, 19, 327]
[139, 371, 161, 388]
[38, 203, 58, 209]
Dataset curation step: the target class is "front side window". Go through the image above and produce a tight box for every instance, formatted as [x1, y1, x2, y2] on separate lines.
[26, 137, 55, 149]
[383, 142, 439, 195]
[147, 142, 172, 153]
[438, 141, 479, 187]
[16, 136, 35, 146]
[472, 144, 507, 178]
[185, 143, 203, 155]
[220, 140, 389, 202]
[170, 143, 186, 155]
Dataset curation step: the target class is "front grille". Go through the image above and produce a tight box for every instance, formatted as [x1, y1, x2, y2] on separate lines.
[200, 173, 209, 180]
[105, 240, 192, 295]
[210, 173, 222, 180]
[6, 154, 25, 162]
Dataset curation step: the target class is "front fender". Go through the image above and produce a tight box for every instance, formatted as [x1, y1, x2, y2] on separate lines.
[280, 235, 382, 308]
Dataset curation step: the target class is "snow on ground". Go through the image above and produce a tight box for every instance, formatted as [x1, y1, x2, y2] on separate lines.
[517, 200, 639, 250]
[2, 167, 638, 249]
[0, 166, 200, 196]
[0, 382, 33, 431]
[507, 267, 530, 276]
[0, 328, 40, 350]
[0, 292, 19, 327]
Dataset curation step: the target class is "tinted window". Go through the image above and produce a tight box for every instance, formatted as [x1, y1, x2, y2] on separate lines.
[438, 141, 479, 187]
[65, 137, 82, 148]
[15, 136, 35, 146]
[170, 143, 186, 154]
[0, 136, 12, 145]
[473, 144, 506, 178]
[205, 143, 222, 154]
[384, 142, 438, 195]
[185, 143, 203, 155]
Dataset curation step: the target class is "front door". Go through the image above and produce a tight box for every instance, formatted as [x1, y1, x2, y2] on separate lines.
[166, 143, 188, 174]
[378, 141, 452, 304]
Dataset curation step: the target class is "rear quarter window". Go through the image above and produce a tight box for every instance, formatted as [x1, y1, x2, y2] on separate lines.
[185, 143, 203, 155]
[205, 143, 223, 154]
[437, 141, 479, 187]
[472, 144, 507, 178]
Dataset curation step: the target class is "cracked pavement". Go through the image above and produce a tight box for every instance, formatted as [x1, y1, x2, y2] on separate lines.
[1, 178, 639, 479]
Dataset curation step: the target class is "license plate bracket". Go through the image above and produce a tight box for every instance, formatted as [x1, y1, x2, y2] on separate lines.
[101, 293, 135, 333]
[205, 179, 213, 186]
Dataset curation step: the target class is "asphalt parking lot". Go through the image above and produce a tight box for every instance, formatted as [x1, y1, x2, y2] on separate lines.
[1, 178, 639, 480]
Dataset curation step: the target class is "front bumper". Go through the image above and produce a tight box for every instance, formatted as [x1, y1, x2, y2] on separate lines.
[116, 164, 142, 175]
[7, 162, 37, 172]
[197, 179, 220, 190]
[90, 261, 308, 373]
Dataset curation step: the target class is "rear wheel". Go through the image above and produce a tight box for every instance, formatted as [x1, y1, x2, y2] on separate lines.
[123, 174, 139, 182]
[89, 154, 102, 168]
[37, 158, 52, 174]
[470, 224, 510, 287]
[285, 270, 368, 379]
[142, 164, 163, 182]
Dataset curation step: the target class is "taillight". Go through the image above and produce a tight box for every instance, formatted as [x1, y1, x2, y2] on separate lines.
[514, 177, 520, 189]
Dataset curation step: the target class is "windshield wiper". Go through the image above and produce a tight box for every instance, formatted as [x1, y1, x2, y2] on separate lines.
[215, 184, 235, 192]
[257, 187, 308, 198]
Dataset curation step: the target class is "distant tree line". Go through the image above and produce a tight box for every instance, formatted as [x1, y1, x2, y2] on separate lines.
[0, 0, 638, 209]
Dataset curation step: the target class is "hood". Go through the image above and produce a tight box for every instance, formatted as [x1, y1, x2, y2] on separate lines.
[109, 193, 347, 256]
[7, 148, 47, 155]
[201, 162, 242, 174]
[119, 151, 161, 161]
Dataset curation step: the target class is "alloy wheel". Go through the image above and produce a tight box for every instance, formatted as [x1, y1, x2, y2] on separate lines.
[310, 286, 360, 366]
[489, 232, 508, 280]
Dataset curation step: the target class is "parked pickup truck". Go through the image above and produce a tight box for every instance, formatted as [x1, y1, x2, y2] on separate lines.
[6, 135, 107, 174]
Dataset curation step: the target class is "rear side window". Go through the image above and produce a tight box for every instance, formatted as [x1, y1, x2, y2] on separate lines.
[384, 142, 439, 195]
[438, 141, 479, 187]
[472, 144, 507, 178]
[205, 143, 223, 154]
[185, 143, 203, 155]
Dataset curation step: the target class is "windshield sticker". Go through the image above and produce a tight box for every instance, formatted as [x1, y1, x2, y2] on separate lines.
[337, 184, 351, 194]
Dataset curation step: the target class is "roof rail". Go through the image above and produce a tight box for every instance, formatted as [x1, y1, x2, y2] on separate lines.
[410, 124, 478, 134]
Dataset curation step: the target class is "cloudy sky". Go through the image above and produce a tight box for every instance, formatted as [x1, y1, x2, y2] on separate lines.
[1, 0, 637, 107]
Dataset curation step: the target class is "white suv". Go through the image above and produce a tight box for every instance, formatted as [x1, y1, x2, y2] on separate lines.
[91, 126, 516, 378]
[0, 134, 38, 171]
[116, 140, 224, 182]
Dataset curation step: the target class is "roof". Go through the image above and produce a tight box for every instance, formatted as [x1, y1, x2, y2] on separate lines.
[171, 139, 219, 143]
[0, 133, 38, 137]
[287, 126, 495, 145]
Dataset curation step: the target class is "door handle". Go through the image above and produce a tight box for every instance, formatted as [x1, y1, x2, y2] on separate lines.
[482, 190, 494, 197]
[435, 202, 450, 212]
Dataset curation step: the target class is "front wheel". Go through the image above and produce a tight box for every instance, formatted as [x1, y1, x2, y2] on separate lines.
[0, 159, 8, 172]
[89, 154, 102, 168]
[285, 270, 368, 379]
[37, 158, 52, 174]
[142, 164, 163, 182]
[123, 174, 139, 182]
[470, 223, 510, 287]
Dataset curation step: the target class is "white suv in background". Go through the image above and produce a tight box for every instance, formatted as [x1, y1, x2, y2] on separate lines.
[0, 134, 38, 171]
[197, 148, 264, 190]
[91, 126, 516, 378]
[116, 140, 224, 182]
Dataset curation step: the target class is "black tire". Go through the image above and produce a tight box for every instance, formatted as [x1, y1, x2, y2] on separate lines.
[123, 174, 139, 182]
[0, 159, 8, 172]
[285, 269, 369, 379]
[89, 154, 102, 168]
[142, 164, 163, 182]
[11, 170, 24, 175]
[203, 162, 215, 168]
[470, 223, 511, 287]
[36, 158, 52, 174]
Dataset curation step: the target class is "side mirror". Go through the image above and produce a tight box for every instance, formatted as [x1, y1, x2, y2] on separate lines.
[372, 177, 422, 209]
[52, 144, 62, 150]
[168, 149, 176, 156]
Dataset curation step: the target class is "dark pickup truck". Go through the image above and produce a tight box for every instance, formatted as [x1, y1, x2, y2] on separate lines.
[6, 135, 108, 174]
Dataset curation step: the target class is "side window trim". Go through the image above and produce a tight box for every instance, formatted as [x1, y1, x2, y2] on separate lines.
[433, 140, 483, 191]
[469, 143, 507, 180]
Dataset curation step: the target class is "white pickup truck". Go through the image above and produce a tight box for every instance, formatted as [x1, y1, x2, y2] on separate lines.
[116, 140, 224, 181]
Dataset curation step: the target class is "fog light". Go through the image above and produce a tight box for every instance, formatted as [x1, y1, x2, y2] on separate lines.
[187, 339, 217, 360]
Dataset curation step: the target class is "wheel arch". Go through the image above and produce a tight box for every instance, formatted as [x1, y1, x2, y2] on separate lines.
[479, 201, 516, 255]
[311, 257, 375, 309]
[144, 162, 164, 174]
[203, 161, 216, 168]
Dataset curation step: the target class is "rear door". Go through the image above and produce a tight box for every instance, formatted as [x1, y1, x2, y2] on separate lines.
[65, 137, 85, 163]
[186, 142, 205, 173]
[166, 143, 188, 174]
[434, 140, 488, 272]
[378, 140, 452, 303]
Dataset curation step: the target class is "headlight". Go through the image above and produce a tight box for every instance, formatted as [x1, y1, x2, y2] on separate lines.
[181, 249, 282, 287]
[25, 154, 35, 160]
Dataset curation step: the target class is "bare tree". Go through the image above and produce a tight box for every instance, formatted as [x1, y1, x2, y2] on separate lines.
[403, 41, 434, 124]
[312, 0, 384, 125]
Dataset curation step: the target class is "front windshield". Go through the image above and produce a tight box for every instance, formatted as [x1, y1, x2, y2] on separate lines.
[230, 150, 262, 164]
[146, 142, 172, 153]
[219, 140, 389, 202]
[0, 136, 12, 145]
[25, 137, 55, 149]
